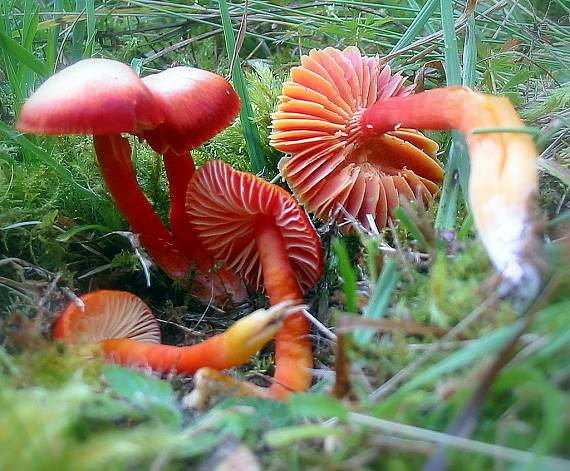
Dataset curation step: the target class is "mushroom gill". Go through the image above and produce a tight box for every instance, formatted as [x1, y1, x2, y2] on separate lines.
[270, 46, 444, 230]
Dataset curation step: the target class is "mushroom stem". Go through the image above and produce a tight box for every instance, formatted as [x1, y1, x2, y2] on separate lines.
[254, 217, 313, 398]
[93, 134, 190, 279]
[163, 149, 248, 302]
[163, 149, 197, 250]
[360, 86, 542, 297]
[102, 336, 230, 374]
[85, 302, 290, 375]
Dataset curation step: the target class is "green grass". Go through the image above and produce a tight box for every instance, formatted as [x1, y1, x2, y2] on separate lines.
[0, 1, 569, 470]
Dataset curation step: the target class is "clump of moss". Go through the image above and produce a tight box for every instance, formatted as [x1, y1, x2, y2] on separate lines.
[394, 243, 516, 329]
[194, 62, 283, 175]
[8, 342, 105, 389]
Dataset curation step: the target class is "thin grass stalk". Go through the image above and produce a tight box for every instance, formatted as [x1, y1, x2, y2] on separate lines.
[218, 0, 268, 174]
[389, 0, 438, 55]
[434, 0, 473, 231]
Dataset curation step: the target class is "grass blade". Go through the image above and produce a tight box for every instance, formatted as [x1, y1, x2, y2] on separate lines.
[333, 238, 358, 314]
[394, 207, 430, 250]
[389, 0, 438, 54]
[435, 0, 473, 231]
[84, 0, 95, 57]
[0, 30, 50, 78]
[354, 259, 400, 345]
[218, 0, 268, 175]
[71, 0, 87, 61]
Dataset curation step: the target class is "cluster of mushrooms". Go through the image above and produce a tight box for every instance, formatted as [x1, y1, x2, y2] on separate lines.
[17, 46, 541, 401]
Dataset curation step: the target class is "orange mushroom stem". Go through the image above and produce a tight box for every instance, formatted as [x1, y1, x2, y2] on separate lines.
[255, 217, 313, 396]
[55, 290, 295, 375]
[359, 86, 542, 295]
[187, 160, 324, 398]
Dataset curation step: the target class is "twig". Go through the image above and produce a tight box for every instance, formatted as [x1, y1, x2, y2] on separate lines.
[143, 28, 222, 65]
[348, 412, 570, 471]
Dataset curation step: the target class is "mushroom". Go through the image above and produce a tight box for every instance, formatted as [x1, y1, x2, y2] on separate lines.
[54, 289, 295, 374]
[17, 59, 188, 279]
[17, 59, 245, 301]
[270, 46, 444, 231]
[138, 67, 246, 300]
[358, 86, 542, 296]
[186, 160, 324, 397]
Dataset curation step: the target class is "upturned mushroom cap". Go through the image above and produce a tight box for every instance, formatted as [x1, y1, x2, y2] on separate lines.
[17, 58, 164, 135]
[140, 67, 241, 154]
[54, 290, 161, 344]
[186, 160, 323, 293]
[270, 47, 443, 230]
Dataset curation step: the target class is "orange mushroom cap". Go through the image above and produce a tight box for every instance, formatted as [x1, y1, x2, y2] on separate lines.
[186, 160, 323, 294]
[17, 58, 164, 135]
[54, 290, 160, 344]
[140, 67, 241, 154]
[270, 46, 443, 230]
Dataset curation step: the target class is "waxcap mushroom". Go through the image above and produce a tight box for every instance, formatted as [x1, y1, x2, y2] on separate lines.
[270, 46, 443, 230]
[18, 58, 163, 135]
[54, 290, 298, 375]
[187, 160, 324, 397]
[140, 66, 241, 154]
[54, 290, 160, 344]
[187, 160, 323, 293]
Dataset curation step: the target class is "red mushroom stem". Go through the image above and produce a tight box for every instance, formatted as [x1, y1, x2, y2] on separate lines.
[255, 217, 313, 397]
[94, 134, 190, 279]
[162, 149, 199, 254]
[360, 86, 488, 135]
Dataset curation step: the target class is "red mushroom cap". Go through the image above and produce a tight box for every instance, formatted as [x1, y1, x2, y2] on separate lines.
[17, 58, 164, 135]
[270, 47, 443, 229]
[140, 67, 241, 154]
[54, 290, 161, 344]
[186, 160, 323, 293]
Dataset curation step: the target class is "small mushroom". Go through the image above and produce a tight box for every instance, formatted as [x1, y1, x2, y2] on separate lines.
[54, 290, 294, 374]
[270, 46, 443, 230]
[187, 160, 324, 397]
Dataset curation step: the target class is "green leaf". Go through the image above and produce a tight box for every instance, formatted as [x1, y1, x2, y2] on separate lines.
[502, 70, 531, 92]
[333, 238, 358, 313]
[289, 393, 348, 420]
[218, 0, 268, 174]
[0, 30, 50, 78]
[56, 224, 112, 242]
[354, 259, 400, 345]
[397, 321, 522, 394]
[103, 365, 182, 429]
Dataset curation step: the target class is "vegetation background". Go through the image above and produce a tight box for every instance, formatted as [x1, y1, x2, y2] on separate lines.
[0, 0, 569, 470]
